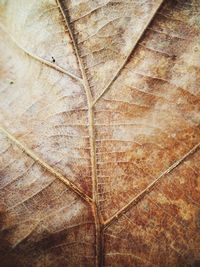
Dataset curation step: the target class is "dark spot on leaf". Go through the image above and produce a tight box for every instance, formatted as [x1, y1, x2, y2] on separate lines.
[172, 55, 177, 60]
[51, 56, 56, 63]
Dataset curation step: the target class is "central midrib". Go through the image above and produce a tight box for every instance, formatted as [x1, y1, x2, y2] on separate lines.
[55, 1, 102, 266]
[55, 1, 167, 266]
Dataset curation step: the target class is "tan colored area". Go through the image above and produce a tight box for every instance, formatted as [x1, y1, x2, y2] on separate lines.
[0, 0, 199, 266]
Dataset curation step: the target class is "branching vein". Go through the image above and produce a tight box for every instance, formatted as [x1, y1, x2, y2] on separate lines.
[0, 22, 83, 84]
[104, 142, 200, 228]
[1, 0, 199, 265]
[92, 0, 165, 106]
[0, 126, 92, 204]
[56, 1, 102, 266]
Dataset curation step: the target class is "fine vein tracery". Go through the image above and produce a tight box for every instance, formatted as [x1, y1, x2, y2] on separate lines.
[0, 22, 83, 84]
[56, 1, 102, 266]
[0, 0, 200, 266]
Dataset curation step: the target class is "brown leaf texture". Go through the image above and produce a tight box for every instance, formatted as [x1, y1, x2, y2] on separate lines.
[0, 0, 199, 266]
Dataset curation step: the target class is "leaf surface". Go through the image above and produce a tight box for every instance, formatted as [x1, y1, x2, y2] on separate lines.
[0, 0, 200, 266]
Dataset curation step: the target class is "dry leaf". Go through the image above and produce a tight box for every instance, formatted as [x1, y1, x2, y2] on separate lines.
[0, 0, 200, 266]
